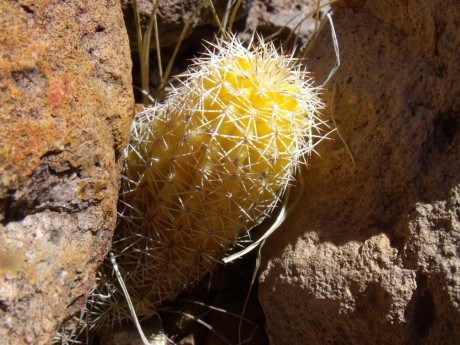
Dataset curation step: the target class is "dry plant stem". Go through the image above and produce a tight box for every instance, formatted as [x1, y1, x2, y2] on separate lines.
[164, 310, 239, 345]
[205, 0, 225, 37]
[142, 0, 160, 105]
[266, 0, 336, 45]
[153, 12, 163, 82]
[221, 0, 234, 33]
[223, 179, 296, 262]
[177, 299, 258, 326]
[301, 2, 335, 60]
[227, 0, 244, 33]
[159, 0, 207, 93]
[237, 242, 263, 345]
[322, 12, 340, 86]
[109, 252, 150, 345]
[132, 0, 160, 106]
[314, 0, 322, 32]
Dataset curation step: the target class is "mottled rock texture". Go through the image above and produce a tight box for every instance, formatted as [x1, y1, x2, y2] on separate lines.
[120, 0, 251, 50]
[120, 0, 321, 50]
[245, 0, 326, 44]
[259, 0, 460, 344]
[0, 1, 133, 344]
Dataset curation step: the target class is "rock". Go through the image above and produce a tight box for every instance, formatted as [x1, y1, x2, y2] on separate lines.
[121, 0, 325, 55]
[120, 0, 251, 50]
[244, 0, 329, 46]
[259, 0, 460, 344]
[0, 1, 133, 344]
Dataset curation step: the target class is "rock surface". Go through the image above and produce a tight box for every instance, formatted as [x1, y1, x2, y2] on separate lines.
[258, 0, 460, 344]
[244, 0, 326, 45]
[0, 1, 133, 344]
[121, 0, 323, 50]
[120, 0, 251, 50]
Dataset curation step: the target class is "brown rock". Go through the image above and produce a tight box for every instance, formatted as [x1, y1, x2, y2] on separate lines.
[244, 0, 328, 45]
[259, 0, 460, 344]
[0, 1, 133, 344]
[121, 0, 322, 51]
[120, 0, 250, 50]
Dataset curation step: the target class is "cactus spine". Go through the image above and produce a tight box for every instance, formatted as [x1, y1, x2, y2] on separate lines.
[81, 35, 324, 334]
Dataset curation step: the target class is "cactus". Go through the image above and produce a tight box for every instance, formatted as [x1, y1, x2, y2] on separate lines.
[71, 35, 325, 337]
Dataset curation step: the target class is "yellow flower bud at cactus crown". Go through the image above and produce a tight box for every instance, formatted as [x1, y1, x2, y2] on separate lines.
[80, 34, 327, 334]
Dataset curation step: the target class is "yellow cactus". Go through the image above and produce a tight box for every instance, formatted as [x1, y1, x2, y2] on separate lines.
[84, 35, 325, 331]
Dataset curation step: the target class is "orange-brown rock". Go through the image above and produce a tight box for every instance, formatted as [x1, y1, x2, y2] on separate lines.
[0, 1, 133, 344]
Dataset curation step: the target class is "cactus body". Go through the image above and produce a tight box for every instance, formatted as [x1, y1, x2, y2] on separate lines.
[87, 36, 324, 330]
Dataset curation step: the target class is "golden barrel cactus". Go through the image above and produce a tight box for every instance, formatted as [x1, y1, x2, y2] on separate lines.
[86, 36, 324, 331]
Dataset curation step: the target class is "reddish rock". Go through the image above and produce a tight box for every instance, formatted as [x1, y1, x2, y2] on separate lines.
[0, 1, 133, 344]
[259, 0, 460, 344]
